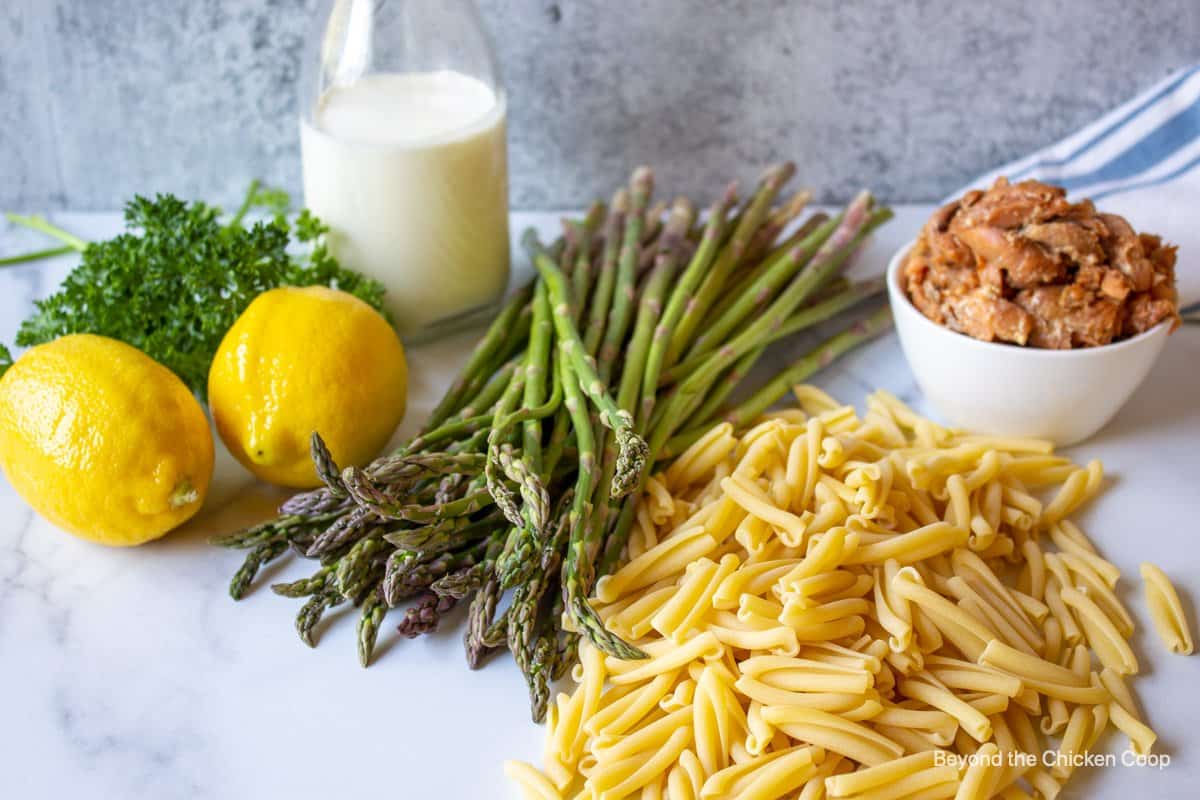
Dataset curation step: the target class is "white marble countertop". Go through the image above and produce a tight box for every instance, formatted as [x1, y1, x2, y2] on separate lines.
[1, 208, 1197, 799]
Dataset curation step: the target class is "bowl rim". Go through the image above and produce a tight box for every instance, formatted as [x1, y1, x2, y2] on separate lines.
[886, 239, 1171, 359]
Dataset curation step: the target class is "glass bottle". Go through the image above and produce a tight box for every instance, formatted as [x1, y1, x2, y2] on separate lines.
[299, 0, 510, 338]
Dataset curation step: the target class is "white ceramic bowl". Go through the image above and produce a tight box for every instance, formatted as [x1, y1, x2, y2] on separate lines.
[887, 241, 1170, 446]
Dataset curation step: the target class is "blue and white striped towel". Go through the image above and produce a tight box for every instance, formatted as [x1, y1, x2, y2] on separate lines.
[959, 64, 1200, 313]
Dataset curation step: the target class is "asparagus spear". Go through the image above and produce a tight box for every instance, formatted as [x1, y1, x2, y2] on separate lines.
[228, 540, 289, 600]
[342, 470, 494, 524]
[583, 191, 628, 355]
[641, 185, 738, 411]
[531, 241, 649, 499]
[558, 348, 645, 659]
[664, 162, 796, 365]
[357, 592, 388, 666]
[495, 444, 551, 587]
[271, 565, 334, 598]
[484, 363, 527, 527]
[397, 592, 458, 639]
[621, 197, 695, 426]
[597, 167, 654, 383]
[465, 577, 502, 669]
[493, 279, 556, 585]
[568, 201, 607, 315]
[296, 590, 344, 647]
[508, 495, 571, 717]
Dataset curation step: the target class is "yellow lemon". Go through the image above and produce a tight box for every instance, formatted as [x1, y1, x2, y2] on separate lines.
[208, 286, 407, 489]
[0, 334, 214, 546]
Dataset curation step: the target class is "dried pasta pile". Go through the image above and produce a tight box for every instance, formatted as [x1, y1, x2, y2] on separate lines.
[506, 386, 1193, 800]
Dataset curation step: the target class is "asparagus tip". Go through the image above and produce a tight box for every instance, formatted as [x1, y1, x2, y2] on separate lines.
[668, 196, 696, 226]
[785, 189, 814, 214]
[310, 431, 347, 497]
[571, 597, 647, 660]
[520, 226, 544, 254]
[765, 161, 798, 187]
[341, 466, 396, 519]
[631, 165, 655, 194]
[721, 181, 739, 207]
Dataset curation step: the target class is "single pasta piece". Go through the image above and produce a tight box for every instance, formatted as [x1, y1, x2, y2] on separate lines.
[955, 742, 1001, 800]
[1140, 562, 1195, 655]
[824, 750, 939, 796]
[1058, 586, 1138, 675]
[1109, 700, 1157, 756]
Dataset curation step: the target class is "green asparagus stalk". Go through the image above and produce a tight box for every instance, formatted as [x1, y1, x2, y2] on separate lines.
[309, 432, 347, 497]
[642, 184, 739, 419]
[531, 241, 648, 498]
[342, 469, 494, 524]
[465, 577, 502, 669]
[381, 516, 470, 552]
[583, 191, 628, 355]
[663, 162, 796, 365]
[508, 495, 571, 718]
[528, 630, 558, 722]
[495, 444, 551, 587]
[357, 592, 388, 666]
[229, 540, 289, 600]
[213, 512, 318, 549]
[491, 279, 556, 585]
[271, 565, 334, 598]
[521, 280, 553, 476]
[597, 167, 654, 383]
[620, 197, 694, 424]
[569, 201, 607, 314]
[295, 590, 344, 647]
[558, 349, 645, 659]
[397, 592, 457, 639]
[484, 363, 527, 527]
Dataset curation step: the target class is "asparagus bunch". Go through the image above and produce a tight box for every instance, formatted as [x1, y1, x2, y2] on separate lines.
[214, 164, 895, 721]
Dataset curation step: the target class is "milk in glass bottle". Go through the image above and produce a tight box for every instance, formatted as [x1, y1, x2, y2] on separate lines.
[300, 0, 509, 337]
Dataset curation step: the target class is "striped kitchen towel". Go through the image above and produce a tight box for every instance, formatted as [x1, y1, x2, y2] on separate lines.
[959, 63, 1200, 313]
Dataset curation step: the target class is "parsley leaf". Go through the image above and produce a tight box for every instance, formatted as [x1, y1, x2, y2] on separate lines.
[14, 186, 386, 397]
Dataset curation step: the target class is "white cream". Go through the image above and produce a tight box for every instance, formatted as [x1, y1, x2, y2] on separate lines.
[301, 71, 510, 335]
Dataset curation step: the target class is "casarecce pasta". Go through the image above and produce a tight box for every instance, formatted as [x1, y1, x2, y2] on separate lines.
[506, 386, 1190, 800]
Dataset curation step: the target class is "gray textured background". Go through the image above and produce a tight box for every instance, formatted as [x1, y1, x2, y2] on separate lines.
[2, 0, 1198, 211]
